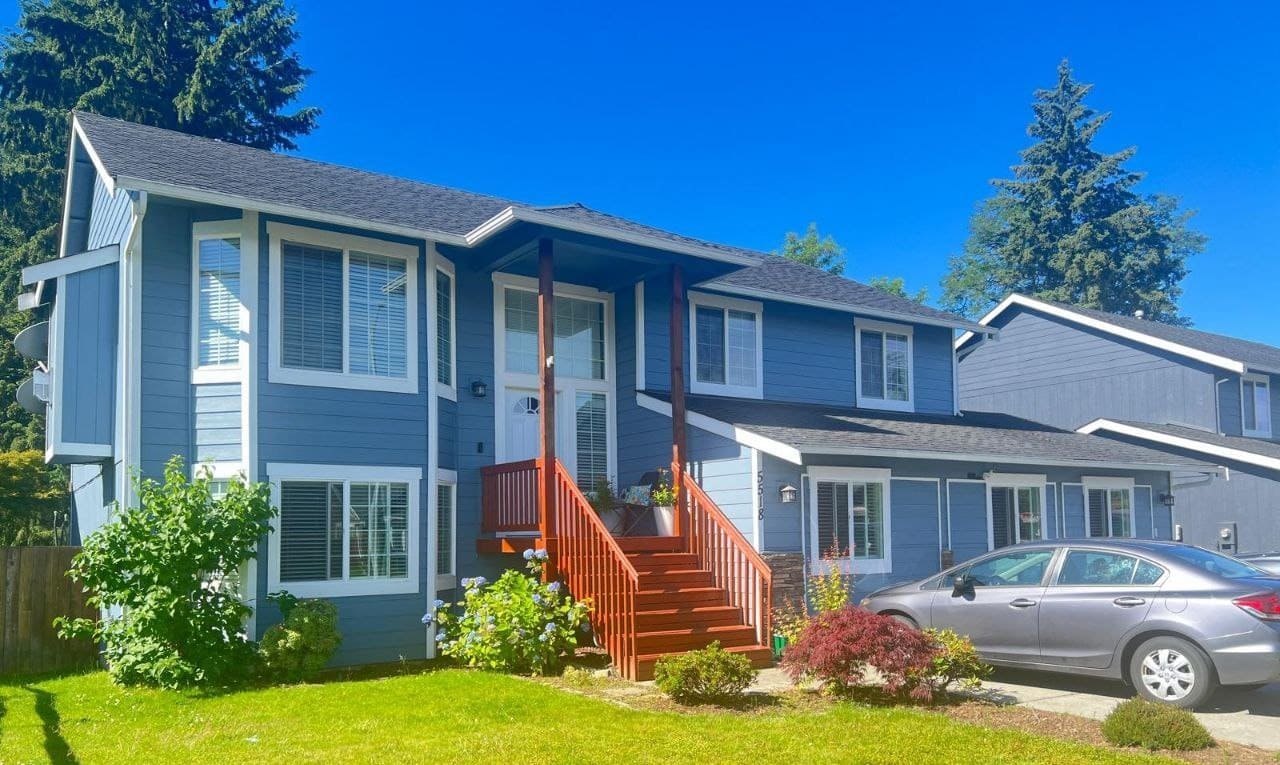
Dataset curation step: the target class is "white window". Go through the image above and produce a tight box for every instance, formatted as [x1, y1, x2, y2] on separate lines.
[267, 464, 420, 598]
[435, 260, 456, 397]
[809, 467, 892, 574]
[986, 474, 1046, 549]
[1084, 477, 1135, 539]
[267, 223, 418, 394]
[435, 471, 456, 587]
[1243, 374, 1272, 438]
[192, 222, 242, 383]
[856, 319, 913, 411]
[502, 287, 606, 380]
[689, 292, 763, 398]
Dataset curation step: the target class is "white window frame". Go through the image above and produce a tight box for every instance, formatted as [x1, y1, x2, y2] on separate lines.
[266, 463, 421, 598]
[191, 220, 245, 385]
[1083, 476, 1136, 539]
[807, 466, 893, 575]
[434, 255, 457, 401]
[855, 318, 914, 412]
[1242, 373, 1272, 438]
[435, 468, 457, 590]
[491, 273, 617, 487]
[267, 222, 419, 394]
[984, 473, 1047, 550]
[688, 291, 764, 399]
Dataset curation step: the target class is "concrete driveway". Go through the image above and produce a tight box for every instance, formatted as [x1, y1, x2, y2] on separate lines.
[982, 668, 1280, 750]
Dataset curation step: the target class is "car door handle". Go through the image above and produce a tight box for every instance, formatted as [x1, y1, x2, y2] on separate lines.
[1009, 598, 1038, 608]
[1113, 596, 1147, 608]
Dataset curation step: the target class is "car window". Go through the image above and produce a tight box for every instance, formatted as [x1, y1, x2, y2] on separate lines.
[1057, 550, 1138, 586]
[1163, 546, 1266, 579]
[964, 550, 1055, 587]
[1133, 560, 1166, 585]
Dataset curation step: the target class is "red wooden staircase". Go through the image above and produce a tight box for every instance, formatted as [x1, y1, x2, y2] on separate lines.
[480, 459, 773, 681]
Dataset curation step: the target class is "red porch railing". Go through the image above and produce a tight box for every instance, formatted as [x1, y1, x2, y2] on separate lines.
[683, 468, 773, 646]
[480, 459, 540, 533]
[550, 460, 640, 679]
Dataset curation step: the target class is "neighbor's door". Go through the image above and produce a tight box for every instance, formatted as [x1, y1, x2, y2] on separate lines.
[929, 547, 1056, 663]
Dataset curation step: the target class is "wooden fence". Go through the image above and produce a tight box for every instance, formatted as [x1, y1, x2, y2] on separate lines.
[0, 546, 98, 676]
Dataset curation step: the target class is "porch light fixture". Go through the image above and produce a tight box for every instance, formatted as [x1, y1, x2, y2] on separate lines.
[779, 484, 797, 504]
[470, 380, 488, 398]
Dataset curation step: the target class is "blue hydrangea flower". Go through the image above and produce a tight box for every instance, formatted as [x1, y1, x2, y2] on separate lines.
[432, 599, 444, 609]
[522, 548, 535, 560]
[544, 622, 555, 633]
[538, 633, 549, 642]
[533, 549, 549, 561]
[547, 582, 561, 593]
[472, 576, 487, 587]
[421, 613, 434, 625]
[532, 594, 543, 605]
[436, 631, 445, 641]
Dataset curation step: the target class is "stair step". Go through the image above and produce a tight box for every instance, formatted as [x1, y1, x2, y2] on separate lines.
[637, 624, 759, 653]
[635, 645, 774, 681]
[638, 569, 714, 589]
[616, 536, 684, 554]
[637, 586, 727, 609]
[635, 604, 743, 632]
[626, 552, 700, 572]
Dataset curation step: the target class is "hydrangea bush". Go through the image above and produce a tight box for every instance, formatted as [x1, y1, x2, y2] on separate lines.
[428, 549, 591, 674]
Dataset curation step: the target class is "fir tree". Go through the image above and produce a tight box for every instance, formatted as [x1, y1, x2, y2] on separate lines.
[941, 60, 1204, 324]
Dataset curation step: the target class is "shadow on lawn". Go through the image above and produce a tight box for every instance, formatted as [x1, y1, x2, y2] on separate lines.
[20, 685, 78, 765]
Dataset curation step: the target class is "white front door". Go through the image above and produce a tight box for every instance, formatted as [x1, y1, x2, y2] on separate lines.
[504, 388, 542, 463]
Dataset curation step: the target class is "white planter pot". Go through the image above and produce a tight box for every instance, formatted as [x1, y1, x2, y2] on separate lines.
[654, 505, 676, 536]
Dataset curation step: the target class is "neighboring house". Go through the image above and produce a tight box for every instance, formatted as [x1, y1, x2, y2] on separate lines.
[957, 293, 1280, 555]
[13, 113, 1213, 677]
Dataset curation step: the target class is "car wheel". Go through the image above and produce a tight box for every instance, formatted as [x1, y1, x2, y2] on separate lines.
[886, 613, 919, 630]
[1128, 636, 1217, 709]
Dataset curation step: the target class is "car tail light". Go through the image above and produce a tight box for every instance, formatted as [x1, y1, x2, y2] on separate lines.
[1233, 592, 1280, 621]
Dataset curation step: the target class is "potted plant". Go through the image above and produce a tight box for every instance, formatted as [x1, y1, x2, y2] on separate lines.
[589, 476, 625, 534]
[650, 476, 678, 536]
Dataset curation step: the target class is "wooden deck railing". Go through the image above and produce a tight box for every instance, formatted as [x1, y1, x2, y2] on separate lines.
[480, 459, 541, 533]
[683, 470, 773, 646]
[550, 460, 640, 680]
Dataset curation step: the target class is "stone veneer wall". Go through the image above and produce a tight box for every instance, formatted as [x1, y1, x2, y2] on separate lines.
[764, 552, 806, 610]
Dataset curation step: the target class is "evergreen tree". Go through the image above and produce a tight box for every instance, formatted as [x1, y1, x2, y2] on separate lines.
[0, 0, 318, 450]
[778, 222, 846, 275]
[941, 60, 1205, 324]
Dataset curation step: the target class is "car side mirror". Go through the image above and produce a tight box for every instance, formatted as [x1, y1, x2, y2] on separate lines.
[952, 575, 972, 596]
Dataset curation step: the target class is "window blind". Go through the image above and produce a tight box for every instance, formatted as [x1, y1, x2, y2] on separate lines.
[436, 270, 453, 385]
[436, 483, 453, 575]
[281, 242, 343, 372]
[279, 481, 343, 582]
[349, 251, 408, 378]
[197, 237, 240, 367]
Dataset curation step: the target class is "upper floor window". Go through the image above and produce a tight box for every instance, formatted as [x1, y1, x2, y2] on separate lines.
[689, 292, 762, 398]
[502, 287, 606, 380]
[192, 222, 242, 382]
[267, 223, 418, 394]
[855, 319, 913, 411]
[1243, 374, 1272, 438]
[1084, 477, 1135, 539]
[435, 259, 456, 397]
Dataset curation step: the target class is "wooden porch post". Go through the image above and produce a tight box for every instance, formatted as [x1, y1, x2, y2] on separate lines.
[670, 264, 687, 543]
[538, 238, 558, 579]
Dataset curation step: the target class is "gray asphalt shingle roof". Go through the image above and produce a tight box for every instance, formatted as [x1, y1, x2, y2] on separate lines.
[74, 111, 980, 330]
[665, 394, 1214, 470]
[1099, 421, 1280, 464]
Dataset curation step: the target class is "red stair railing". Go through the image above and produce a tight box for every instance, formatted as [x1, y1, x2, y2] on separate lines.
[682, 469, 773, 646]
[550, 460, 641, 680]
[480, 459, 540, 533]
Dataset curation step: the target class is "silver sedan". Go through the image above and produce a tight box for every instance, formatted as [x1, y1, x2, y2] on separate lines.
[860, 539, 1280, 709]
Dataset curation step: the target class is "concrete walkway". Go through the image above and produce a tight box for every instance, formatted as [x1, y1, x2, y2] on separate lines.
[748, 667, 1280, 750]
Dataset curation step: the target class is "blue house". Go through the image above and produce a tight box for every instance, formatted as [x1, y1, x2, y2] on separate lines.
[957, 293, 1280, 555]
[14, 113, 1214, 678]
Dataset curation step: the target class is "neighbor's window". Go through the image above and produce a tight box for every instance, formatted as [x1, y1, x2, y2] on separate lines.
[436, 265, 455, 392]
[857, 320, 912, 411]
[503, 288, 605, 380]
[814, 472, 888, 571]
[690, 293, 761, 397]
[1086, 484, 1135, 538]
[193, 224, 241, 374]
[1243, 374, 1272, 437]
[988, 478, 1045, 549]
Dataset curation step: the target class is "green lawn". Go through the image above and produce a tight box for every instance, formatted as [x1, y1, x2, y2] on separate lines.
[0, 668, 1176, 765]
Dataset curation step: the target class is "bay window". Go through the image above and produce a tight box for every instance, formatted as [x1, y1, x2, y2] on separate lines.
[689, 292, 762, 398]
[810, 467, 892, 574]
[856, 319, 913, 411]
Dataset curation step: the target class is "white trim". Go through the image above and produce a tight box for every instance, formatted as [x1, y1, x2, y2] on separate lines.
[1081, 477, 1137, 539]
[190, 221, 244, 385]
[983, 473, 1049, 549]
[956, 293, 1251, 374]
[239, 211, 260, 638]
[1078, 419, 1251, 473]
[22, 244, 120, 286]
[634, 281, 646, 392]
[807, 466, 893, 575]
[1241, 373, 1272, 439]
[433, 252, 457, 401]
[424, 243, 441, 658]
[635, 392, 802, 465]
[855, 318, 915, 412]
[71, 117, 115, 196]
[750, 448, 762, 551]
[44, 274, 65, 463]
[265, 463, 422, 599]
[266, 221, 419, 394]
[697, 281, 989, 334]
[435, 470, 458, 591]
[688, 291, 764, 399]
[1081, 475, 1136, 490]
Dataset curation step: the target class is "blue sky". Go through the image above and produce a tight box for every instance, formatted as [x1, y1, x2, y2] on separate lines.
[5, 2, 1278, 341]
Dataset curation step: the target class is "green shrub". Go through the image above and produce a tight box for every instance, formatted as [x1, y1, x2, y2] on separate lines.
[56, 457, 274, 689]
[918, 629, 992, 695]
[431, 550, 591, 674]
[654, 641, 758, 704]
[1101, 698, 1214, 751]
[259, 595, 342, 682]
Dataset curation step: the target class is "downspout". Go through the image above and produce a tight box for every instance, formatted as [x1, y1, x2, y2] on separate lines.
[798, 470, 809, 610]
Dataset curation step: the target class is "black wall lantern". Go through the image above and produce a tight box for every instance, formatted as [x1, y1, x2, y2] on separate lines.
[470, 380, 488, 398]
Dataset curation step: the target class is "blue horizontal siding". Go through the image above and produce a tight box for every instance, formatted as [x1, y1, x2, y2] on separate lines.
[193, 383, 240, 463]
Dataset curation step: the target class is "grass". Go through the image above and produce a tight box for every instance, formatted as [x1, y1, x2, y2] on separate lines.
[0, 667, 1181, 765]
